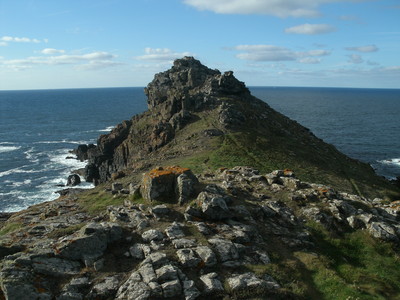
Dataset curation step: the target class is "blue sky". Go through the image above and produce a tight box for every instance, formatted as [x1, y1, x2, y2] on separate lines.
[0, 0, 399, 90]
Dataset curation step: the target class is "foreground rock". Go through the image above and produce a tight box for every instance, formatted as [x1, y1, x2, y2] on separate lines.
[1, 165, 399, 299]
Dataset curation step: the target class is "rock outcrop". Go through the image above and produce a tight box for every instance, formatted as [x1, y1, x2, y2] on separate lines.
[140, 166, 198, 204]
[74, 57, 251, 184]
[73, 56, 397, 202]
[1, 166, 399, 299]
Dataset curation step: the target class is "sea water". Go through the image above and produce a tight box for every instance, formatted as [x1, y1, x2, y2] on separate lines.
[0, 88, 147, 212]
[0, 87, 399, 212]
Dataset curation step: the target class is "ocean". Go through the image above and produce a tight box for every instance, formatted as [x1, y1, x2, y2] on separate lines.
[0, 87, 399, 212]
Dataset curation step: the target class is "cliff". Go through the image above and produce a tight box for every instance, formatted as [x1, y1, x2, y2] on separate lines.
[76, 56, 397, 199]
[1, 57, 400, 300]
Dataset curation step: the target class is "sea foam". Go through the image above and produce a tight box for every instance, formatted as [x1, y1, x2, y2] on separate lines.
[0, 145, 21, 153]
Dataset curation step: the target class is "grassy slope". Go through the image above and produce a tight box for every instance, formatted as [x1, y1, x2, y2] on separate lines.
[163, 97, 400, 200]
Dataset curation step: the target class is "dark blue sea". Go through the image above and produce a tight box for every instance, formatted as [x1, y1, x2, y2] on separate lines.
[0, 87, 399, 212]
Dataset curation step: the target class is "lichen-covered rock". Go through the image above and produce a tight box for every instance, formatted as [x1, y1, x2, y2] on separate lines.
[55, 222, 123, 262]
[141, 166, 197, 203]
[141, 229, 165, 242]
[368, 222, 399, 242]
[177, 249, 201, 267]
[197, 185, 232, 220]
[177, 173, 196, 205]
[194, 246, 217, 267]
[32, 256, 81, 277]
[161, 279, 182, 298]
[87, 275, 120, 299]
[183, 280, 201, 300]
[155, 264, 179, 283]
[227, 272, 271, 291]
[200, 272, 224, 294]
[208, 238, 239, 262]
[116, 272, 150, 300]
[165, 222, 185, 240]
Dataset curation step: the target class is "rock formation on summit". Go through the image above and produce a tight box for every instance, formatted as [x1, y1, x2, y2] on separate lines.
[75, 56, 396, 199]
[75, 57, 252, 184]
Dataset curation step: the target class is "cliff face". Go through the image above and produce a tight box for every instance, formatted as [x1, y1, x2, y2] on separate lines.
[77, 57, 252, 184]
[76, 56, 397, 199]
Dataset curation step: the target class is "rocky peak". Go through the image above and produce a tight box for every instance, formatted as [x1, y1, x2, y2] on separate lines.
[144, 56, 250, 111]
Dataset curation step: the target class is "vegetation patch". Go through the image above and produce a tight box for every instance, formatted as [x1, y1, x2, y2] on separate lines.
[77, 188, 126, 214]
[47, 223, 85, 239]
[0, 222, 23, 236]
[299, 222, 400, 299]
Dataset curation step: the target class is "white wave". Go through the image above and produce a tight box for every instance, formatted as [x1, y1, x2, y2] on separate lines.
[35, 139, 89, 145]
[379, 158, 400, 167]
[48, 149, 87, 169]
[98, 125, 115, 132]
[23, 147, 40, 163]
[0, 167, 38, 178]
[0, 145, 21, 153]
[1, 174, 93, 212]
[2, 179, 32, 187]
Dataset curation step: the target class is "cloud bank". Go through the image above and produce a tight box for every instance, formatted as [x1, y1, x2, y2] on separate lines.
[345, 45, 379, 52]
[285, 24, 336, 35]
[183, 0, 368, 18]
[136, 48, 194, 62]
[232, 44, 330, 63]
[1, 36, 43, 46]
[0, 51, 120, 71]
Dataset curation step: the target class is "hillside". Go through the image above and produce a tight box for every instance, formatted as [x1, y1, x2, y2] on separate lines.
[1, 57, 400, 300]
[76, 56, 398, 200]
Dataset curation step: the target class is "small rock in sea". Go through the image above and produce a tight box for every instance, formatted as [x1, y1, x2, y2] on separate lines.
[67, 174, 81, 186]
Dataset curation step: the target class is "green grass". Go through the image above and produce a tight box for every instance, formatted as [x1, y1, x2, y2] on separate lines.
[246, 222, 400, 299]
[299, 222, 400, 299]
[0, 222, 23, 236]
[47, 223, 85, 239]
[77, 189, 127, 214]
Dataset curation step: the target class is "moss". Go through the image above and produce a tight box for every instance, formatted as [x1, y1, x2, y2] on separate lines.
[300, 221, 400, 299]
[47, 223, 85, 239]
[77, 188, 126, 215]
[184, 224, 209, 246]
[0, 222, 23, 236]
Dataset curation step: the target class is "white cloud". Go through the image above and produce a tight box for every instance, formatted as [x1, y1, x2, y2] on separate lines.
[234, 45, 296, 61]
[183, 0, 369, 18]
[347, 54, 364, 64]
[302, 49, 331, 57]
[0, 42, 7, 47]
[299, 57, 321, 64]
[1, 36, 42, 44]
[233, 45, 330, 63]
[0, 51, 120, 71]
[41, 48, 65, 55]
[75, 60, 123, 71]
[345, 45, 379, 52]
[136, 48, 194, 62]
[285, 23, 336, 35]
[183, 0, 319, 17]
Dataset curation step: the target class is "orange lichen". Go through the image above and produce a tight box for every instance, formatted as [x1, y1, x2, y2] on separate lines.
[148, 166, 190, 178]
[318, 188, 329, 195]
[283, 169, 294, 176]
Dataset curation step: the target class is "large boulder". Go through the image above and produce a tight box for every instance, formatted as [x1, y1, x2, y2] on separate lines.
[140, 166, 198, 203]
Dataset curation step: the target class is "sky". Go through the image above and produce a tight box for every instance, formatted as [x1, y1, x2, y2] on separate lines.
[0, 0, 399, 90]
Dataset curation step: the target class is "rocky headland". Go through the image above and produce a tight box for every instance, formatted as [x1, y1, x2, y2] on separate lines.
[1, 57, 400, 299]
